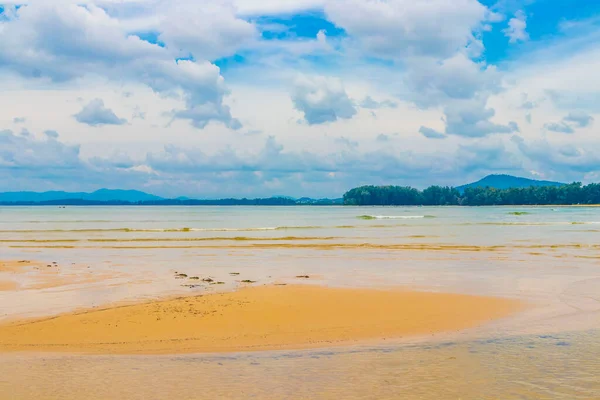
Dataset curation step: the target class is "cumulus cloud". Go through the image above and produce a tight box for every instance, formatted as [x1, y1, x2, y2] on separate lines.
[0, 128, 527, 197]
[544, 112, 594, 134]
[521, 101, 536, 109]
[513, 135, 600, 178]
[291, 75, 357, 125]
[546, 90, 600, 112]
[74, 99, 127, 126]
[564, 111, 594, 127]
[325, 0, 490, 59]
[3, 0, 598, 195]
[156, 2, 257, 60]
[0, 129, 80, 169]
[419, 126, 446, 139]
[504, 10, 529, 43]
[0, 128, 157, 192]
[89, 151, 137, 170]
[0, 2, 247, 129]
[444, 99, 519, 138]
[359, 96, 397, 109]
[323, 1, 506, 140]
[456, 138, 523, 173]
[334, 136, 359, 148]
[545, 122, 575, 134]
[519, 93, 538, 110]
[404, 53, 501, 108]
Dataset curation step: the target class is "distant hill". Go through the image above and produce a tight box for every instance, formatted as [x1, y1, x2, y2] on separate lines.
[0, 189, 163, 203]
[0, 190, 343, 206]
[456, 174, 565, 193]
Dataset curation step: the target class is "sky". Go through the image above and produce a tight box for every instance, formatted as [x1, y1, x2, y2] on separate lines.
[1, 0, 599, 198]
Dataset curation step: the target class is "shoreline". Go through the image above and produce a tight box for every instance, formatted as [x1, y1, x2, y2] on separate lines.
[0, 284, 523, 355]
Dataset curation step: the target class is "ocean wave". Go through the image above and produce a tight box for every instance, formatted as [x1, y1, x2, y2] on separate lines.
[0, 226, 325, 234]
[0, 236, 337, 243]
[87, 236, 337, 242]
[357, 215, 434, 220]
[10, 243, 599, 251]
[473, 221, 600, 226]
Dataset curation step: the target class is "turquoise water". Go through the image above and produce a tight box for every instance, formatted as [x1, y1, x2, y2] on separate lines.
[1, 205, 599, 245]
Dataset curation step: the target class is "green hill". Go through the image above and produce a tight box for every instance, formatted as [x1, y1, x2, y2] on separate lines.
[456, 174, 564, 193]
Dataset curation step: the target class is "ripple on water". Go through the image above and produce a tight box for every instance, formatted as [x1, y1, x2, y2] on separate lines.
[0, 330, 597, 399]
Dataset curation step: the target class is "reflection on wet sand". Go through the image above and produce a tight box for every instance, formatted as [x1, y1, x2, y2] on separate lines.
[0, 260, 129, 293]
[1, 331, 598, 400]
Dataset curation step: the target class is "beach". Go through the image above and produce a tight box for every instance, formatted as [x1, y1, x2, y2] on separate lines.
[0, 284, 522, 354]
[1, 205, 599, 398]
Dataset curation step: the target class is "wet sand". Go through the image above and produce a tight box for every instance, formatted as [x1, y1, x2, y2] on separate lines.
[0, 259, 128, 294]
[3, 330, 599, 400]
[0, 280, 18, 291]
[0, 284, 522, 354]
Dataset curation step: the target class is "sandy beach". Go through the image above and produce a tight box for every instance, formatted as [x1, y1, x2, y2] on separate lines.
[1, 206, 599, 399]
[0, 283, 522, 354]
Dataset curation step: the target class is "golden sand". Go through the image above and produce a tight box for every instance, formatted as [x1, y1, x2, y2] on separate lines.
[0, 260, 41, 273]
[0, 280, 19, 291]
[0, 285, 522, 354]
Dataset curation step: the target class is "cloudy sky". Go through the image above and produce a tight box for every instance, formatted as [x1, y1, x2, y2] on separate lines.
[1, 0, 599, 198]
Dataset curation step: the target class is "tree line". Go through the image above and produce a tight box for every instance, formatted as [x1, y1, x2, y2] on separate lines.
[343, 183, 600, 206]
[0, 197, 344, 206]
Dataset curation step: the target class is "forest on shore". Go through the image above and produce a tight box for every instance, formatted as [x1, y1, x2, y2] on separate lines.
[343, 182, 600, 206]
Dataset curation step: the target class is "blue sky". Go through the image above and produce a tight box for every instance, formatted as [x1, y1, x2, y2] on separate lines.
[0, 0, 599, 198]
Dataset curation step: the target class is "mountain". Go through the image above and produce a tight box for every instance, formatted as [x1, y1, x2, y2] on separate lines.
[456, 174, 565, 192]
[0, 189, 163, 203]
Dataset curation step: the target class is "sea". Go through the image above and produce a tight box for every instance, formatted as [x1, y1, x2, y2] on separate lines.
[0, 205, 599, 399]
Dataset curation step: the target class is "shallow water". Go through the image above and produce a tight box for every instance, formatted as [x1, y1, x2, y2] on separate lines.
[1, 330, 598, 400]
[1, 206, 599, 399]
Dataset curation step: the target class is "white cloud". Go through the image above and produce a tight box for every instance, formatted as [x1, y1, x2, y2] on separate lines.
[0, 2, 248, 129]
[322, 1, 507, 139]
[513, 135, 600, 179]
[74, 98, 127, 126]
[291, 75, 357, 125]
[544, 122, 574, 134]
[44, 130, 60, 139]
[456, 138, 523, 173]
[543, 112, 594, 134]
[1, 0, 600, 195]
[156, 2, 257, 60]
[419, 126, 446, 139]
[564, 111, 594, 127]
[444, 98, 519, 138]
[504, 10, 529, 43]
[0, 128, 80, 169]
[233, 0, 326, 15]
[404, 53, 501, 107]
[325, 0, 490, 59]
[359, 96, 397, 109]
